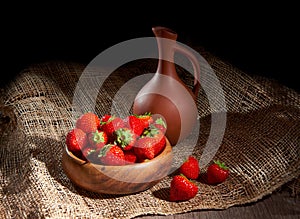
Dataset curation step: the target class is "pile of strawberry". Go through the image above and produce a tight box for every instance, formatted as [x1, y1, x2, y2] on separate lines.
[65, 112, 230, 202]
[170, 156, 230, 202]
[65, 112, 167, 166]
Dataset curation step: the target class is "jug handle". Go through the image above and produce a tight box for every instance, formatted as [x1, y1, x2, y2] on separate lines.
[174, 44, 200, 97]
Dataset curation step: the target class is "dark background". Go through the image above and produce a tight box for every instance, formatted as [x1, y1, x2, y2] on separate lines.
[1, 4, 298, 92]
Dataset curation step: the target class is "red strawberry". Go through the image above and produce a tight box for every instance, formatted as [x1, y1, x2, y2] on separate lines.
[169, 175, 198, 202]
[76, 112, 100, 133]
[66, 128, 87, 157]
[81, 146, 97, 161]
[179, 156, 200, 180]
[87, 130, 108, 149]
[124, 115, 145, 136]
[134, 127, 166, 160]
[98, 144, 125, 166]
[124, 150, 137, 164]
[100, 114, 111, 123]
[136, 112, 153, 128]
[206, 160, 229, 185]
[114, 128, 137, 151]
[100, 115, 125, 141]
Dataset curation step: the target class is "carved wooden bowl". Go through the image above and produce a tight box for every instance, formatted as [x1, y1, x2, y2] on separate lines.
[62, 137, 173, 194]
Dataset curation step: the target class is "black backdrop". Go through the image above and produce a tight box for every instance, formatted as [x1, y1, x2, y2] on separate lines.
[1, 4, 298, 92]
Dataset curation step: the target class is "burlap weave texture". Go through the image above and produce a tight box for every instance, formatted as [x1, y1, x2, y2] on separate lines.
[1, 49, 299, 218]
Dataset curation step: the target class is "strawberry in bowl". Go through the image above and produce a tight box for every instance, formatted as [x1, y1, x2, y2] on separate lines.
[62, 112, 173, 194]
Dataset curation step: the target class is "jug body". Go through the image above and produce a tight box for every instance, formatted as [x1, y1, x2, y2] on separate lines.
[133, 26, 200, 145]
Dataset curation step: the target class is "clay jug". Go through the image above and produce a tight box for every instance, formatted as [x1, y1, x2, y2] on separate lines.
[133, 26, 200, 145]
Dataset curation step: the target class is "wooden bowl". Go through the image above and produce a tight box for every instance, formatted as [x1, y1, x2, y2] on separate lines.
[62, 137, 173, 194]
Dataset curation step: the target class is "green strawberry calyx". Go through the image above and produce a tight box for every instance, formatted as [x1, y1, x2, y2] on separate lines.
[100, 115, 115, 125]
[179, 173, 188, 179]
[142, 125, 160, 137]
[92, 131, 106, 143]
[214, 160, 229, 170]
[178, 174, 197, 185]
[115, 128, 134, 148]
[154, 117, 166, 128]
[98, 144, 113, 157]
[134, 112, 152, 118]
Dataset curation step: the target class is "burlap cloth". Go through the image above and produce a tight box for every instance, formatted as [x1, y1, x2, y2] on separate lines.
[0, 47, 299, 218]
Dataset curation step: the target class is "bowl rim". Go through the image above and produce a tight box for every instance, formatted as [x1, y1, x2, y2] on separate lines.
[65, 136, 172, 167]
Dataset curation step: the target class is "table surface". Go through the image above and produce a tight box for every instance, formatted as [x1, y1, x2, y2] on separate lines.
[134, 188, 299, 219]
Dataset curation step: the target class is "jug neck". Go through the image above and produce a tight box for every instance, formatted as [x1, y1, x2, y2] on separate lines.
[152, 27, 178, 76]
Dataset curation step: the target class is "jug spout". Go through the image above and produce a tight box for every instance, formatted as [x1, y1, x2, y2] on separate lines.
[152, 26, 178, 40]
